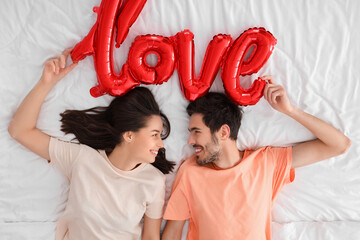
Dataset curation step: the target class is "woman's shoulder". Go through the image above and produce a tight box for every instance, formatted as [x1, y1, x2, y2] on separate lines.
[51, 137, 84, 148]
[142, 164, 166, 182]
[50, 137, 102, 158]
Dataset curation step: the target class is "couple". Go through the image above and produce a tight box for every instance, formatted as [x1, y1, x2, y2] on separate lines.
[8, 51, 351, 240]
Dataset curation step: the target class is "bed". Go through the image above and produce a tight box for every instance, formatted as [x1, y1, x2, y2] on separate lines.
[1, 0, 359, 239]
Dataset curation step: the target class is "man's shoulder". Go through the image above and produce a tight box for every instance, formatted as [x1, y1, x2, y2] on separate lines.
[175, 155, 201, 176]
[246, 146, 290, 155]
[178, 155, 198, 170]
[245, 146, 292, 167]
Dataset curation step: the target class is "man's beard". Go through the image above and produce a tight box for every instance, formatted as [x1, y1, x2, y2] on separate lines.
[195, 134, 220, 166]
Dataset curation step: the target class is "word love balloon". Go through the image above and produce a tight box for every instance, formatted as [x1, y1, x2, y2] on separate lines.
[71, 0, 277, 105]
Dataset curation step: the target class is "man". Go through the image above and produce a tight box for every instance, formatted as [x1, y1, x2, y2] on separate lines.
[161, 75, 351, 240]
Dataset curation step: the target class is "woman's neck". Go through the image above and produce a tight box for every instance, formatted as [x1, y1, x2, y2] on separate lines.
[107, 145, 141, 171]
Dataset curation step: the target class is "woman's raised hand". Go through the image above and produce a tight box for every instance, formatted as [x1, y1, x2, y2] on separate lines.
[40, 49, 78, 86]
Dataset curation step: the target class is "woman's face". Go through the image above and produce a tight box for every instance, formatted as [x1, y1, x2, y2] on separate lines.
[130, 115, 164, 163]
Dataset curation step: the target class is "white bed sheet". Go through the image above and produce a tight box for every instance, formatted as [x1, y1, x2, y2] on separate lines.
[1, 0, 360, 239]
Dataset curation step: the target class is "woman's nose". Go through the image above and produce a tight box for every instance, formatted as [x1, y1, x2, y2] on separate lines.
[157, 138, 164, 148]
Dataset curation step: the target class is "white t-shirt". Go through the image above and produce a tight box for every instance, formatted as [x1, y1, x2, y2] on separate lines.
[49, 137, 166, 240]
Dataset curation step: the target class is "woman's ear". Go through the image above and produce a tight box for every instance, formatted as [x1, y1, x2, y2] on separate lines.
[219, 124, 230, 140]
[123, 131, 134, 143]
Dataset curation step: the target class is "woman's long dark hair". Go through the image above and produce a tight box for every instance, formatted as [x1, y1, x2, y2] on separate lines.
[60, 87, 175, 174]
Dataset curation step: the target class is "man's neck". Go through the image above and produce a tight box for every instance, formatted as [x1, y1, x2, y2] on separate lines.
[213, 140, 244, 169]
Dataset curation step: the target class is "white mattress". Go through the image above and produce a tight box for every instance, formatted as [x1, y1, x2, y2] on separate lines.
[1, 0, 360, 239]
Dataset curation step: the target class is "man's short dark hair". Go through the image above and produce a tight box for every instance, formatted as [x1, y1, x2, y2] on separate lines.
[186, 92, 242, 140]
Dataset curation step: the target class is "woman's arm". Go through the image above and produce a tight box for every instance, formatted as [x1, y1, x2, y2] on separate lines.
[8, 50, 77, 161]
[142, 215, 162, 240]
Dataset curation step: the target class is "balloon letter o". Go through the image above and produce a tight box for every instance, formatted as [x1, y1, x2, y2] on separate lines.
[128, 35, 176, 85]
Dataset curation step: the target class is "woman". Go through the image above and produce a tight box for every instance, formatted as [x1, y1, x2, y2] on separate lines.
[8, 50, 174, 240]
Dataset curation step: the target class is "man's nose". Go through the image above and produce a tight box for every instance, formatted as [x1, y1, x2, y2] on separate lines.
[187, 134, 195, 146]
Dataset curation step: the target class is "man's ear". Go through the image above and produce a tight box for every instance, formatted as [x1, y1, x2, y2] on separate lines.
[123, 131, 134, 143]
[219, 124, 231, 140]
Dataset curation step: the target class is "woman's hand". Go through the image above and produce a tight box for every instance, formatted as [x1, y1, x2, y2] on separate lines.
[40, 49, 78, 86]
[262, 75, 294, 114]
[8, 49, 78, 161]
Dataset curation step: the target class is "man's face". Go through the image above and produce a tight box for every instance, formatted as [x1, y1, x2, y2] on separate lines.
[188, 113, 221, 166]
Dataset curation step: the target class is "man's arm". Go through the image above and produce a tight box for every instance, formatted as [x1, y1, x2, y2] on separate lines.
[141, 215, 161, 240]
[162, 220, 186, 240]
[262, 76, 351, 168]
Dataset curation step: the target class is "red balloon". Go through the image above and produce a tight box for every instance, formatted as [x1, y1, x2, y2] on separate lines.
[128, 35, 176, 85]
[115, 0, 147, 47]
[70, 0, 276, 106]
[176, 30, 232, 101]
[71, 0, 147, 97]
[221, 27, 277, 105]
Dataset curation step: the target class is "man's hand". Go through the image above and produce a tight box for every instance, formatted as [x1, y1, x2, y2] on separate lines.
[262, 75, 294, 114]
[40, 49, 77, 86]
[261, 75, 351, 168]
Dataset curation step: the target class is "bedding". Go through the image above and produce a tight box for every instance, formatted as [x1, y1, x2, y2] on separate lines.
[1, 0, 359, 239]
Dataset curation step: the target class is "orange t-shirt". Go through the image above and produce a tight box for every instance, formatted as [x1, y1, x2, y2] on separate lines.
[164, 146, 294, 240]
